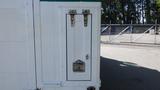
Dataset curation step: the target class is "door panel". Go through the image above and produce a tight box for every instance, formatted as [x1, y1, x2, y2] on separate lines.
[67, 13, 92, 81]
[38, 2, 62, 87]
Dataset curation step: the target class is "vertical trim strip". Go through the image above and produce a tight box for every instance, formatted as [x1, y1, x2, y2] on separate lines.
[66, 14, 68, 81]
[90, 14, 92, 81]
[32, 0, 38, 88]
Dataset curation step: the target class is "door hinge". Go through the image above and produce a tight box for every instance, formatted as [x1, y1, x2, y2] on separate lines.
[82, 9, 90, 27]
[69, 10, 77, 27]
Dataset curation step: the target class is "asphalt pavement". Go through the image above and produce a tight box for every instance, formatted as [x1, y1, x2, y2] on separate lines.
[100, 44, 160, 90]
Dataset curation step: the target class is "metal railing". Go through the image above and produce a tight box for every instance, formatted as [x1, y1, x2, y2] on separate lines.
[101, 24, 160, 45]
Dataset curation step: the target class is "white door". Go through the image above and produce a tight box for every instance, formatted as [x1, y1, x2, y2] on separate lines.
[67, 10, 92, 81]
[0, 0, 36, 90]
[38, 2, 94, 89]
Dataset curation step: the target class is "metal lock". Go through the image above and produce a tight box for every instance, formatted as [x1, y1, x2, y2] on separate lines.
[69, 10, 77, 27]
[73, 60, 85, 72]
[82, 9, 90, 27]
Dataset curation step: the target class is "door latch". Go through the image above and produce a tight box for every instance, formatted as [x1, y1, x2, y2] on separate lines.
[82, 9, 90, 27]
[69, 10, 77, 27]
[86, 54, 89, 60]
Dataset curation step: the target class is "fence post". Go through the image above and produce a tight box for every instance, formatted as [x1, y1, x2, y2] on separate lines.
[130, 20, 133, 43]
[108, 21, 112, 43]
[108, 25, 111, 43]
[154, 19, 157, 44]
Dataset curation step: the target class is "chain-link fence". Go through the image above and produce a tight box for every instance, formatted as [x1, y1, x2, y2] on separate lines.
[101, 24, 160, 45]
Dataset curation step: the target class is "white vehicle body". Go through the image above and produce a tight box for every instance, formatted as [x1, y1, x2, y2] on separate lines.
[0, 0, 101, 90]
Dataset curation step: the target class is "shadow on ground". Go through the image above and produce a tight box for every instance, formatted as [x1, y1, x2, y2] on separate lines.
[100, 57, 160, 90]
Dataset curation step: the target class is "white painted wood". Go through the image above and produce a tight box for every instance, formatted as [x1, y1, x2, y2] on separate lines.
[0, 0, 36, 90]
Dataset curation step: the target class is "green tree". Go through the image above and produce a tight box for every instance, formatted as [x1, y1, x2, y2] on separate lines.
[156, 0, 160, 23]
[101, 0, 160, 24]
[145, 0, 152, 23]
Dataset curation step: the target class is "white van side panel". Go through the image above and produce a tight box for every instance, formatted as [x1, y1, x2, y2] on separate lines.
[0, 0, 36, 90]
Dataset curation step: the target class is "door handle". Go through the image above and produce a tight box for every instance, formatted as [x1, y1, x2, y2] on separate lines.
[86, 54, 89, 60]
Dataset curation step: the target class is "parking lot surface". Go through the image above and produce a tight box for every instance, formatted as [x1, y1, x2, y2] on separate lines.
[100, 44, 160, 90]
